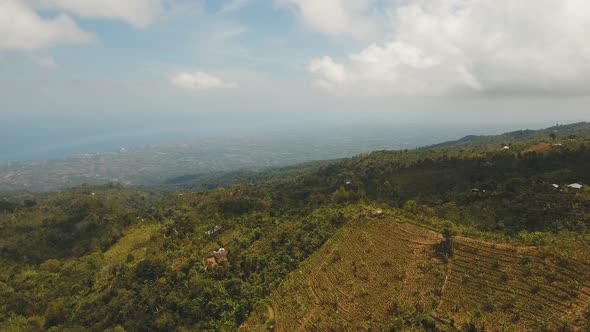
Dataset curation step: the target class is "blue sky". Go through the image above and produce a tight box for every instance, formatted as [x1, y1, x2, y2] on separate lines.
[1, 0, 590, 160]
[2, 0, 590, 114]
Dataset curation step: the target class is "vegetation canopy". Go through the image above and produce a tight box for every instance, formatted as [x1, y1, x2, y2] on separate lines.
[1, 124, 589, 331]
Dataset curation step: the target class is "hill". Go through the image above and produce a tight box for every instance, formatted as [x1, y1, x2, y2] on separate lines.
[0, 132, 589, 331]
[426, 122, 590, 150]
[158, 160, 337, 192]
[243, 211, 446, 331]
[161, 121, 590, 193]
[244, 211, 590, 331]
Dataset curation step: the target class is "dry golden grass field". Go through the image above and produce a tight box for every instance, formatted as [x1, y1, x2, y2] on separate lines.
[435, 236, 590, 330]
[243, 214, 590, 331]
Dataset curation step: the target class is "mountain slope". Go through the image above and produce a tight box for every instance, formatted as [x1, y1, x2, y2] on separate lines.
[426, 122, 590, 150]
[245, 211, 590, 331]
[436, 236, 590, 330]
[244, 212, 445, 331]
[1, 133, 590, 331]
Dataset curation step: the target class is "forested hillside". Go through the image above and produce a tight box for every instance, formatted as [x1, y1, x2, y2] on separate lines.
[427, 122, 590, 150]
[164, 122, 590, 192]
[1, 134, 589, 331]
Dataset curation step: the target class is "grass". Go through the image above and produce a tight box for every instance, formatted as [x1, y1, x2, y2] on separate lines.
[103, 223, 160, 264]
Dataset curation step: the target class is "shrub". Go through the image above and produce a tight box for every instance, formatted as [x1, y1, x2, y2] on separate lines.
[44, 298, 67, 328]
[417, 314, 437, 331]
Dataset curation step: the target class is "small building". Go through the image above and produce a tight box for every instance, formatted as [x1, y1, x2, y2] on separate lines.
[502, 146, 510, 150]
[213, 248, 229, 264]
[205, 248, 230, 270]
[368, 210, 384, 218]
[567, 183, 583, 190]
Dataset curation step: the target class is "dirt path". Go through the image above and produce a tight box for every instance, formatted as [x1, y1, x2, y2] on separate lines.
[433, 272, 450, 316]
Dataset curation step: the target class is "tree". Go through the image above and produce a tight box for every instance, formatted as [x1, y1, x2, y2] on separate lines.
[438, 227, 455, 259]
[549, 132, 557, 140]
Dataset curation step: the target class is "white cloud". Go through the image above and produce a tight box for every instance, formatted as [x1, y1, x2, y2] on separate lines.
[308, 56, 347, 89]
[170, 71, 237, 91]
[308, 0, 590, 96]
[0, 0, 93, 51]
[35, 0, 165, 28]
[275, 0, 380, 40]
[0, 0, 176, 53]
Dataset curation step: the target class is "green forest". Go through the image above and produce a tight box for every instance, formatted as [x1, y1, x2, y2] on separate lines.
[1, 129, 590, 331]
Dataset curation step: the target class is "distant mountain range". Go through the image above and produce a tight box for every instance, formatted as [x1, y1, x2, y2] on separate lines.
[426, 121, 590, 150]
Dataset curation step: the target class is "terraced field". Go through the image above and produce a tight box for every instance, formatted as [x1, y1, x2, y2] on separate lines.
[243, 214, 590, 331]
[243, 215, 446, 331]
[435, 237, 590, 330]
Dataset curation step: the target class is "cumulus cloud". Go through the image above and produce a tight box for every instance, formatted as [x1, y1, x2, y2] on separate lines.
[0, 0, 175, 53]
[0, 0, 93, 51]
[308, 56, 347, 89]
[275, 0, 380, 40]
[170, 72, 237, 91]
[308, 0, 590, 96]
[35, 0, 165, 28]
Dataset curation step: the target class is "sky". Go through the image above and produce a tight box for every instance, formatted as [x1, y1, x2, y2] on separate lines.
[1, 0, 590, 160]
